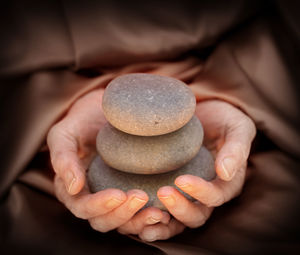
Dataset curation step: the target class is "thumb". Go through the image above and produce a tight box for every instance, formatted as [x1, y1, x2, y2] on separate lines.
[215, 118, 256, 181]
[47, 125, 86, 195]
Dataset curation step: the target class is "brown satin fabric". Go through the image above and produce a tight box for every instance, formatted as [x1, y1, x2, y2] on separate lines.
[1, 0, 299, 254]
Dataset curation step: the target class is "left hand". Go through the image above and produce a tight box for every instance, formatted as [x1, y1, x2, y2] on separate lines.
[47, 88, 170, 236]
[133, 99, 256, 242]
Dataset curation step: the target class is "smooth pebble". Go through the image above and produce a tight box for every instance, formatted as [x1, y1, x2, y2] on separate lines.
[102, 73, 196, 136]
[97, 115, 203, 174]
[88, 146, 216, 210]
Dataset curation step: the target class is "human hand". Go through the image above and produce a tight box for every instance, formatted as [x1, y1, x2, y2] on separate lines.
[137, 100, 256, 242]
[47, 88, 169, 234]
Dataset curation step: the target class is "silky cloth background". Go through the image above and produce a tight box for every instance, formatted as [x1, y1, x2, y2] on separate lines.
[0, 0, 299, 254]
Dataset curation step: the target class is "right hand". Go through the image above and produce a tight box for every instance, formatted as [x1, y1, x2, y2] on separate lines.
[47, 88, 170, 234]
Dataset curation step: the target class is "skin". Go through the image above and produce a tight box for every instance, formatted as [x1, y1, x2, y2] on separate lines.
[47, 88, 256, 242]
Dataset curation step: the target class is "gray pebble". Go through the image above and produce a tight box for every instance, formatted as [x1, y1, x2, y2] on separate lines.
[96, 115, 203, 174]
[88, 146, 216, 210]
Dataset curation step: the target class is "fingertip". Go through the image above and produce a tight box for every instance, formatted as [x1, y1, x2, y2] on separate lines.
[157, 186, 175, 198]
[175, 174, 195, 188]
[66, 179, 82, 195]
[127, 189, 149, 202]
[65, 170, 85, 195]
[144, 208, 164, 224]
[53, 152, 87, 195]
[157, 186, 177, 208]
[216, 157, 237, 181]
[216, 136, 251, 182]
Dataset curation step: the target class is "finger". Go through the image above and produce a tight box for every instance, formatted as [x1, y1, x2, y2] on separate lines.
[195, 100, 256, 181]
[215, 117, 256, 181]
[54, 176, 127, 219]
[47, 124, 85, 195]
[89, 190, 148, 233]
[139, 219, 186, 242]
[117, 207, 171, 235]
[157, 186, 213, 228]
[161, 211, 171, 224]
[175, 167, 246, 207]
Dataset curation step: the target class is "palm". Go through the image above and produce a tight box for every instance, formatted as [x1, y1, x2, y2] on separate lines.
[135, 99, 256, 241]
[196, 100, 238, 156]
[57, 89, 107, 169]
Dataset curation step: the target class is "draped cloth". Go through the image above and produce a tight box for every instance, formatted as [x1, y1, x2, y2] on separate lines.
[1, 1, 299, 254]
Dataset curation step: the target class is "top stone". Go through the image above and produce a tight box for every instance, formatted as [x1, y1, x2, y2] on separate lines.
[102, 73, 196, 136]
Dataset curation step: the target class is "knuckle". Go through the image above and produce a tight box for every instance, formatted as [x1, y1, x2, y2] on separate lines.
[46, 125, 58, 143]
[68, 204, 86, 219]
[239, 117, 256, 144]
[65, 200, 92, 220]
[114, 212, 131, 223]
[78, 207, 94, 220]
[53, 178, 64, 199]
[81, 200, 102, 218]
[173, 209, 189, 220]
[233, 141, 245, 155]
[232, 142, 248, 163]
[117, 219, 140, 235]
[187, 217, 207, 228]
[47, 124, 65, 146]
[72, 210, 85, 219]
[185, 206, 212, 228]
[245, 117, 256, 136]
[50, 153, 67, 176]
[127, 220, 139, 234]
[117, 227, 129, 235]
[207, 194, 225, 207]
[54, 155, 71, 173]
[232, 185, 243, 199]
[54, 189, 65, 204]
[54, 192, 64, 204]
[89, 219, 110, 233]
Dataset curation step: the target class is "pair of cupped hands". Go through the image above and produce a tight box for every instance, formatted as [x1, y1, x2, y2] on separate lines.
[47, 88, 256, 242]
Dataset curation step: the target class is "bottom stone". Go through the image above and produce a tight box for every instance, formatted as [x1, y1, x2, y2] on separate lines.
[87, 146, 216, 210]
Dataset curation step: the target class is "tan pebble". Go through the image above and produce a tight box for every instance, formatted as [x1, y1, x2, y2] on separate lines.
[102, 73, 196, 136]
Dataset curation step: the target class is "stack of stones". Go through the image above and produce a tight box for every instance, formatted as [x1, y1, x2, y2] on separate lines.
[88, 73, 215, 209]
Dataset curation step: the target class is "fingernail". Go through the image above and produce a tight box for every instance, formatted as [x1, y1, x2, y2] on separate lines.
[65, 171, 76, 194]
[105, 198, 124, 209]
[129, 196, 146, 209]
[143, 230, 157, 242]
[159, 195, 176, 207]
[222, 157, 236, 180]
[146, 217, 160, 224]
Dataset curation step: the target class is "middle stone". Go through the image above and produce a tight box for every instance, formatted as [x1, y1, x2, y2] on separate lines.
[96, 115, 203, 174]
